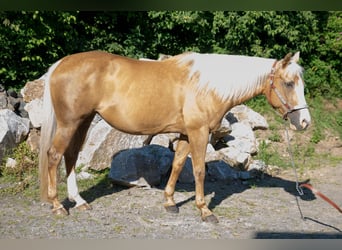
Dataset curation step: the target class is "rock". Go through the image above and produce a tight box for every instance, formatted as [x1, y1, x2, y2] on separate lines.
[109, 144, 194, 187]
[5, 157, 17, 169]
[24, 98, 44, 128]
[7, 89, 18, 98]
[227, 104, 268, 130]
[218, 147, 251, 170]
[177, 157, 194, 184]
[21, 78, 45, 103]
[227, 122, 257, 155]
[206, 160, 238, 182]
[0, 109, 30, 162]
[205, 149, 222, 163]
[248, 160, 267, 172]
[150, 134, 170, 148]
[247, 160, 268, 179]
[1, 88, 29, 118]
[76, 119, 149, 171]
[0, 92, 8, 109]
[77, 171, 94, 180]
[237, 171, 253, 180]
[109, 145, 175, 188]
[149, 133, 177, 149]
[210, 118, 232, 145]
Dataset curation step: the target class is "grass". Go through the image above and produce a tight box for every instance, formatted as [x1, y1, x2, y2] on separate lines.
[247, 96, 342, 170]
[0, 140, 112, 200]
[0, 142, 39, 196]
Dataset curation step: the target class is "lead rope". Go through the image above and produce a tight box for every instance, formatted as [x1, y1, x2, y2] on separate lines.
[283, 122, 304, 196]
[283, 121, 342, 217]
[283, 122, 306, 220]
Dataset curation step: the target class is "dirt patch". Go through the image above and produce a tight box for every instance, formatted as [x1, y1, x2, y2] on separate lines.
[1, 163, 342, 239]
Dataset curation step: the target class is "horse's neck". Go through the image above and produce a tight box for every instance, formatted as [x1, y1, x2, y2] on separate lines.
[177, 53, 275, 105]
[219, 56, 275, 103]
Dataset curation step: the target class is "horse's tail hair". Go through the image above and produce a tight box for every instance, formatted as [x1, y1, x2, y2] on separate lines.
[39, 60, 61, 202]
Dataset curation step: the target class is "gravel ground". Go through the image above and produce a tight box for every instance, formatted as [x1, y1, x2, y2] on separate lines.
[1, 164, 342, 239]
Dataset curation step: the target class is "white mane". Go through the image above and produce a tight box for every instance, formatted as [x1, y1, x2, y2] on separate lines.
[179, 53, 276, 100]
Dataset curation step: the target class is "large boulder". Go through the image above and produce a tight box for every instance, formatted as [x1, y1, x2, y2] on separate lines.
[21, 79, 45, 128]
[0, 90, 27, 118]
[76, 119, 149, 171]
[21, 78, 45, 103]
[109, 145, 195, 187]
[109, 145, 174, 187]
[227, 122, 257, 155]
[0, 109, 30, 162]
[24, 98, 44, 128]
[227, 104, 269, 130]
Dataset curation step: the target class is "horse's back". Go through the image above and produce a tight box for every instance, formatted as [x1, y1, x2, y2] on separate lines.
[49, 51, 190, 134]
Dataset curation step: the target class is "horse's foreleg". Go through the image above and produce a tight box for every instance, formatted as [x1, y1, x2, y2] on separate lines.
[164, 135, 190, 213]
[188, 127, 219, 223]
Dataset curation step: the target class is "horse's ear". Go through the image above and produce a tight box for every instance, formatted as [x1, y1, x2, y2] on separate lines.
[282, 53, 293, 68]
[292, 51, 300, 63]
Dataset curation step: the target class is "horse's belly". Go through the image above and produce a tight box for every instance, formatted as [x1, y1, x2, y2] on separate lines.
[97, 103, 185, 135]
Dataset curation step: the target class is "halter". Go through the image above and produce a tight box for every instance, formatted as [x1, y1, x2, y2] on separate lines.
[269, 60, 308, 119]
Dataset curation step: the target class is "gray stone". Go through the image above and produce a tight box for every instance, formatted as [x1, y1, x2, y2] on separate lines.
[0, 109, 30, 162]
[76, 119, 149, 171]
[5, 157, 17, 169]
[150, 134, 170, 148]
[210, 118, 232, 145]
[177, 157, 194, 184]
[226, 122, 257, 155]
[21, 78, 45, 103]
[237, 171, 253, 180]
[218, 147, 251, 170]
[206, 160, 238, 181]
[205, 150, 223, 163]
[228, 104, 269, 130]
[24, 98, 44, 128]
[0, 92, 8, 109]
[109, 145, 174, 187]
[77, 171, 94, 180]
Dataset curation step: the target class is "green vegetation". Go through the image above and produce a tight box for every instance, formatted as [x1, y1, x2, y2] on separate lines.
[0, 142, 38, 195]
[1, 11, 341, 98]
[250, 96, 342, 170]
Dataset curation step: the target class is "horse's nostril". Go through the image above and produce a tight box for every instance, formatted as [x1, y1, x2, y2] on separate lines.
[301, 119, 310, 129]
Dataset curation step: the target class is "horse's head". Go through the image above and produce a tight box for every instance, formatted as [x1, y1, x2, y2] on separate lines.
[265, 52, 311, 130]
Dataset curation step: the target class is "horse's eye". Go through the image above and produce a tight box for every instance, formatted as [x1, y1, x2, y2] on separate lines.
[284, 82, 294, 88]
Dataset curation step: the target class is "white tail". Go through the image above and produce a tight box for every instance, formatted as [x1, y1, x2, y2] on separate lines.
[38, 60, 61, 201]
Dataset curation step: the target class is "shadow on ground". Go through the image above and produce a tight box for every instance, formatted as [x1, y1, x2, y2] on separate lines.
[72, 164, 317, 215]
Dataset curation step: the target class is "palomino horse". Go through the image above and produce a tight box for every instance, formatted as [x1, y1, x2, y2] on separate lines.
[39, 51, 311, 223]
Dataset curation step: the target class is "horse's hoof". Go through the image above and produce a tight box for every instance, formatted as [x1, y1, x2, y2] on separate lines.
[76, 203, 92, 211]
[52, 206, 69, 216]
[165, 205, 179, 214]
[202, 214, 219, 224]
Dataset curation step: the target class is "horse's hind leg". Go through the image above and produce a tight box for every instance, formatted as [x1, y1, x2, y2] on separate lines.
[64, 115, 94, 211]
[47, 125, 79, 215]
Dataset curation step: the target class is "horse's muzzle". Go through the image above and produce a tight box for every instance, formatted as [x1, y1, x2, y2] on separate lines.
[286, 107, 311, 131]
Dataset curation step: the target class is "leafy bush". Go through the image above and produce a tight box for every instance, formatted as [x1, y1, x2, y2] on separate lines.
[0, 11, 341, 98]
